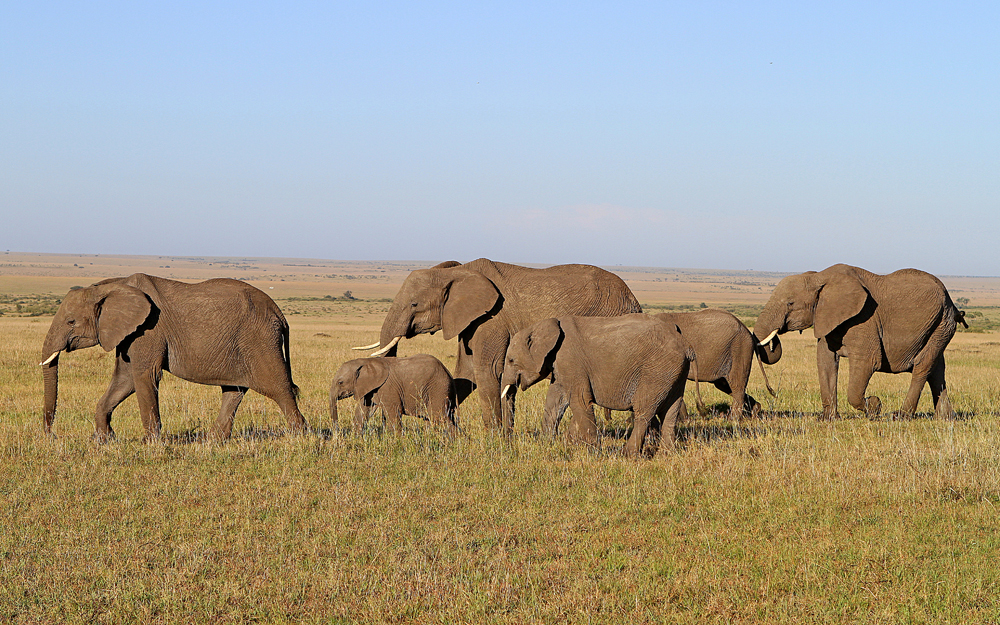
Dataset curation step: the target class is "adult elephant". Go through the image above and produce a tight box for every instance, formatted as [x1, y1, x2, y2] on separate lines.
[501, 314, 695, 457]
[40, 274, 308, 441]
[359, 259, 642, 431]
[752, 264, 966, 420]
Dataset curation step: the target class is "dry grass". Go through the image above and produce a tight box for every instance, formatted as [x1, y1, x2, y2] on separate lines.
[3, 264, 1000, 622]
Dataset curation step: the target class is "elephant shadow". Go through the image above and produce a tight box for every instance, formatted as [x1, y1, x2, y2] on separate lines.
[163, 424, 296, 444]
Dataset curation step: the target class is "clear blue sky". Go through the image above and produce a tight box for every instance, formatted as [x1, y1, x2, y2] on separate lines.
[3, 1, 998, 275]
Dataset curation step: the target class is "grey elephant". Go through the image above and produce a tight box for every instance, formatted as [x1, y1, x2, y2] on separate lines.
[500, 314, 695, 457]
[40, 274, 308, 441]
[752, 264, 966, 420]
[653, 309, 776, 419]
[358, 259, 641, 432]
[329, 355, 458, 435]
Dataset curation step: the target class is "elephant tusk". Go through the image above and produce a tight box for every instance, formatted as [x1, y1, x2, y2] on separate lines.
[39, 351, 61, 366]
[352, 342, 381, 351]
[757, 329, 779, 347]
[369, 336, 401, 357]
[501, 384, 512, 398]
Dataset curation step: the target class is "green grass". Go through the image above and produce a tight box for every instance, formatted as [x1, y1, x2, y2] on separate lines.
[3, 315, 1000, 623]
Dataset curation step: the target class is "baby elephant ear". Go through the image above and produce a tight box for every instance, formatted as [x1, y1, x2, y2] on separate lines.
[355, 359, 391, 400]
[814, 273, 868, 339]
[527, 317, 562, 364]
[95, 284, 152, 351]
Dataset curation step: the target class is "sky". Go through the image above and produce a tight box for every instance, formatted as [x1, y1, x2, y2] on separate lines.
[2, 1, 998, 275]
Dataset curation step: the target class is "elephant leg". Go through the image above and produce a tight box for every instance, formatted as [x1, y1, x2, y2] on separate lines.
[744, 393, 761, 419]
[470, 331, 511, 431]
[653, 392, 686, 457]
[624, 407, 653, 457]
[847, 359, 880, 418]
[566, 394, 598, 447]
[543, 383, 569, 436]
[354, 400, 372, 432]
[132, 368, 163, 442]
[927, 355, 954, 419]
[94, 356, 135, 442]
[382, 397, 404, 434]
[212, 386, 247, 440]
[816, 338, 840, 420]
[251, 373, 307, 434]
[475, 368, 506, 431]
[900, 348, 939, 419]
[270, 389, 307, 434]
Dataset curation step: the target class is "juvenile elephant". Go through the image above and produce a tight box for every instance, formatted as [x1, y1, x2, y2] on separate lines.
[330, 354, 458, 435]
[653, 309, 776, 419]
[40, 274, 308, 441]
[358, 259, 641, 432]
[752, 264, 966, 420]
[500, 314, 695, 457]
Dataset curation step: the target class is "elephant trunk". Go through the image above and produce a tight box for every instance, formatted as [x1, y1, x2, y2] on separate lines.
[756, 335, 783, 365]
[41, 324, 67, 435]
[752, 306, 785, 365]
[375, 307, 409, 357]
[329, 391, 339, 425]
[41, 334, 63, 434]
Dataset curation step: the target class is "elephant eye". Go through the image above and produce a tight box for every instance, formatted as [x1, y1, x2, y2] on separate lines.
[410, 301, 418, 308]
[67, 318, 76, 326]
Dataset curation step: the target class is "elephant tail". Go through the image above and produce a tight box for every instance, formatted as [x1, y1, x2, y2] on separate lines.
[688, 346, 707, 417]
[956, 309, 969, 329]
[755, 350, 777, 397]
[281, 322, 301, 398]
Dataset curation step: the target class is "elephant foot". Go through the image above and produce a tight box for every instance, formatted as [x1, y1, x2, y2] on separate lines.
[862, 396, 882, 418]
[92, 428, 116, 444]
[818, 408, 838, 421]
[934, 399, 957, 420]
[749, 402, 762, 420]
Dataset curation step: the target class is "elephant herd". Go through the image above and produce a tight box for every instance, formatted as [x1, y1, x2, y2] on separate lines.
[39, 259, 967, 456]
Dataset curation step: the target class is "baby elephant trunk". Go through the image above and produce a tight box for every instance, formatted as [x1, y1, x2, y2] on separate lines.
[329, 389, 340, 425]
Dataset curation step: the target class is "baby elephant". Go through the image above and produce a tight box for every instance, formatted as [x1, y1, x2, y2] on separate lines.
[501, 314, 696, 457]
[330, 354, 458, 435]
[654, 309, 776, 419]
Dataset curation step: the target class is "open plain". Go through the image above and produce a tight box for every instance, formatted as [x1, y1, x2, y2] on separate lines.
[3, 253, 1000, 623]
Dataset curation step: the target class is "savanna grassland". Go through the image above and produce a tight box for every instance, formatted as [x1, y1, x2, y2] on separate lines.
[3, 253, 1000, 623]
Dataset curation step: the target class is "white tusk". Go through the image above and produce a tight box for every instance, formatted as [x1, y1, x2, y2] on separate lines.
[757, 329, 779, 347]
[352, 342, 381, 351]
[501, 384, 512, 398]
[369, 336, 401, 357]
[39, 351, 61, 366]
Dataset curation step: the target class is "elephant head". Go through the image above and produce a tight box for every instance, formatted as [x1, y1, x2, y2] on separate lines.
[500, 317, 562, 395]
[41, 281, 152, 434]
[753, 265, 870, 361]
[368, 261, 500, 357]
[329, 358, 391, 423]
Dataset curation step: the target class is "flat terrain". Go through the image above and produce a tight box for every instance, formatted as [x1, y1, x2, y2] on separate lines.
[3, 253, 1000, 623]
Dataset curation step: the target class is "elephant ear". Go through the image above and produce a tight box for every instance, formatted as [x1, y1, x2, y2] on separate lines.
[355, 359, 391, 400]
[814, 273, 869, 339]
[527, 318, 562, 372]
[441, 272, 500, 340]
[95, 284, 152, 351]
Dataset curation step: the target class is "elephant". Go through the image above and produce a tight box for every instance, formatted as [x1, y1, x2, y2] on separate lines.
[500, 314, 695, 457]
[359, 259, 641, 432]
[40, 274, 308, 441]
[752, 264, 967, 420]
[329, 354, 458, 435]
[652, 309, 776, 419]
